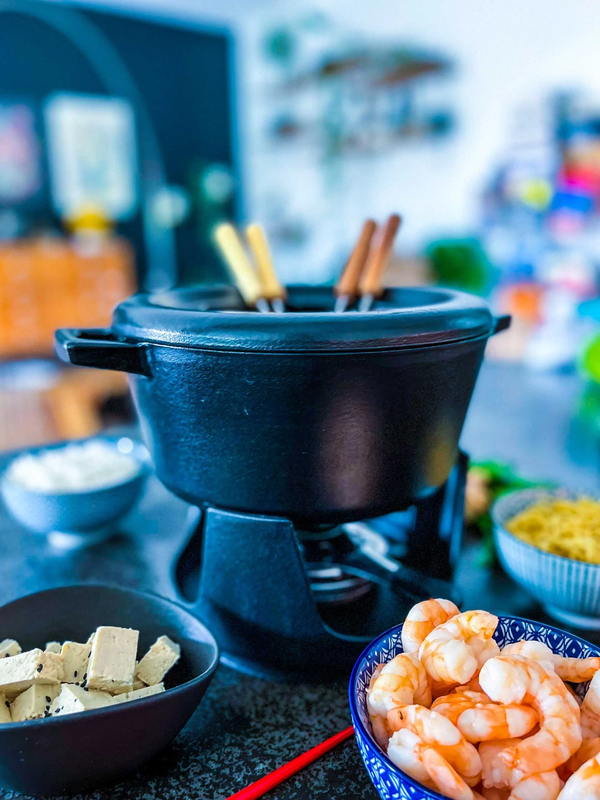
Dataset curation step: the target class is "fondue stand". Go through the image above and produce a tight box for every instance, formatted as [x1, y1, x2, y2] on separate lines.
[56, 285, 509, 679]
[174, 453, 467, 679]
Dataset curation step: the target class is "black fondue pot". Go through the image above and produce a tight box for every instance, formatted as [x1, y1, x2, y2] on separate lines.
[56, 285, 509, 525]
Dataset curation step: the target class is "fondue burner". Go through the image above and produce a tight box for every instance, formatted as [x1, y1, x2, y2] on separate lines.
[56, 285, 509, 679]
[173, 452, 467, 679]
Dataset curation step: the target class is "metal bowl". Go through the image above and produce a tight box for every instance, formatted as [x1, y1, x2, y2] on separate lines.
[1, 437, 149, 542]
[493, 487, 600, 629]
[349, 615, 600, 800]
[0, 584, 219, 796]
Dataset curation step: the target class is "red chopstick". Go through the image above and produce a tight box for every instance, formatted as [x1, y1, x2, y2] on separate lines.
[225, 725, 355, 800]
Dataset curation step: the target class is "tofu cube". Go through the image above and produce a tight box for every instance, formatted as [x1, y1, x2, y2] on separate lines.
[88, 627, 138, 695]
[0, 649, 64, 698]
[0, 639, 21, 659]
[114, 682, 165, 705]
[45, 642, 62, 654]
[61, 641, 92, 684]
[0, 693, 11, 724]
[50, 684, 114, 717]
[10, 684, 59, 721]
[136, 636, 180, 686]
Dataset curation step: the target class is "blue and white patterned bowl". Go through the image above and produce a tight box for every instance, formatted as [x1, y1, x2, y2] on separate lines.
[349, 616, 600, 800]
[493, 488, 600, 630]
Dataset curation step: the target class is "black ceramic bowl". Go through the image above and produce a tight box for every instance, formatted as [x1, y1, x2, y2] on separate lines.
[0, 585, 219, 796]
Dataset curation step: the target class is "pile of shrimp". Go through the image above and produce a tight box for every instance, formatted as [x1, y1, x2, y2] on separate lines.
[366, 598, 600, 800]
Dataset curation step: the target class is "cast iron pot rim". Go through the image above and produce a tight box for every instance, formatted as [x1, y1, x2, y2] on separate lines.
[0, 584, 220, 731]
[110, 285, 497, 353]
[121, 327, 497, 357]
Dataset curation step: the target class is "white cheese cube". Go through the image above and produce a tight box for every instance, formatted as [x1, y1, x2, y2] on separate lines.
[87, 632, 95, 645]
[88, 627, 138, 695]
[0, 639, 21, 659]
[45, 642, 62, 654]
[114, 682, 164, 704]
[10, 684, 59, 721]
[61, 641, 92, 684]
[0, 649, 64, 698]
[0, 693, 11, 723]
[50, 684, 114, 716]
[136, 636, 180, 686]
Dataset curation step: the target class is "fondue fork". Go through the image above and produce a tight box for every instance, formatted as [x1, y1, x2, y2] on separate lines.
[334, 219, 377, 313]
[358, 213, 402, 311]
[245, 223, 287, 312]
[214, 223, 271, 313]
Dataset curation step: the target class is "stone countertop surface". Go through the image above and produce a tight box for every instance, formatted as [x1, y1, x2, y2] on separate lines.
[0, 361, 598, 799]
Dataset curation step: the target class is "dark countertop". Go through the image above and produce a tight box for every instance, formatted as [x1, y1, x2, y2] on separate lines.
[0, 361, 598, 800]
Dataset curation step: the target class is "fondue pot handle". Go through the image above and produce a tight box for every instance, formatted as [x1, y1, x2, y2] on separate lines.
[55, 328, 152, 377]
[492, 315, 511, 335]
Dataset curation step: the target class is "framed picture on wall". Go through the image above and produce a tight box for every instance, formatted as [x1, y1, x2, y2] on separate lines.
[45, 93, 139, 221]
[0, 98, 44, 208]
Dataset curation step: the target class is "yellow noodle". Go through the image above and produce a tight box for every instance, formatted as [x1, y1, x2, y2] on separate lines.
[506, 498, 600, 564]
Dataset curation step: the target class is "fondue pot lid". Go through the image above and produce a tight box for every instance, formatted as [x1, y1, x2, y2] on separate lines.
[110, 285, 498, 353]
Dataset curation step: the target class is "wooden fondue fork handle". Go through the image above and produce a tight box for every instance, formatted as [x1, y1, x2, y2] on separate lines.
[358, 213, 401, 311]
[246, 223, 287, 312]
[334, 219, 377, 313]
[214, 223, 270, 312]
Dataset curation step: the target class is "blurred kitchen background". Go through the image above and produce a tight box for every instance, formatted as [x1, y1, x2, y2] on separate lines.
[3, 0, 600, 470]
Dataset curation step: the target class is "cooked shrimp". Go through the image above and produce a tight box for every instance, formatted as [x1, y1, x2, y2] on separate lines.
[480, 739, 561, 799]
[418, 610, 499, 685]
[480, 738, 520, 788]
[562, 674, 600, 776]
[479, 655, 582, 773]
[432, 690, 538, 743]
[509, 771, 561, 800]
[565, 737, 600, 776]
[368, 663, 384, 690]
[580, 671, 600, 739]
[387, 728, 435, 788]
[471, 637, 502, 668]
[401, 598, 460, 654]
[480, 789, 509, 800]
[503, 641, 600, 683]
[421, 746, 480, 800]
[387, 704, 482, 783]
[431, 678, 460, 699]
[367, 653, 431, 748]
[557, 752, 600, 800]
[388, 728, 483, 800]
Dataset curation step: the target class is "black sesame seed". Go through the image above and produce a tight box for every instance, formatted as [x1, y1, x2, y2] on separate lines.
[4, 701, 8, 709]
[4, 653, 8, 658]
[73, 671, 78, 678]
[45, 696, 51, 703]
[36, 664, 43, 673]
[83, 673, 87, 680]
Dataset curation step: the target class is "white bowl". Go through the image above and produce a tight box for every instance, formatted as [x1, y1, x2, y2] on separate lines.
[1, 437, 149, 544]
[493, 487, 600, 629]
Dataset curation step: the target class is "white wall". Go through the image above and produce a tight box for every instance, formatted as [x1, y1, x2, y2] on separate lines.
[240, 0, 600, 281]
[45, 0, 600, 281]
